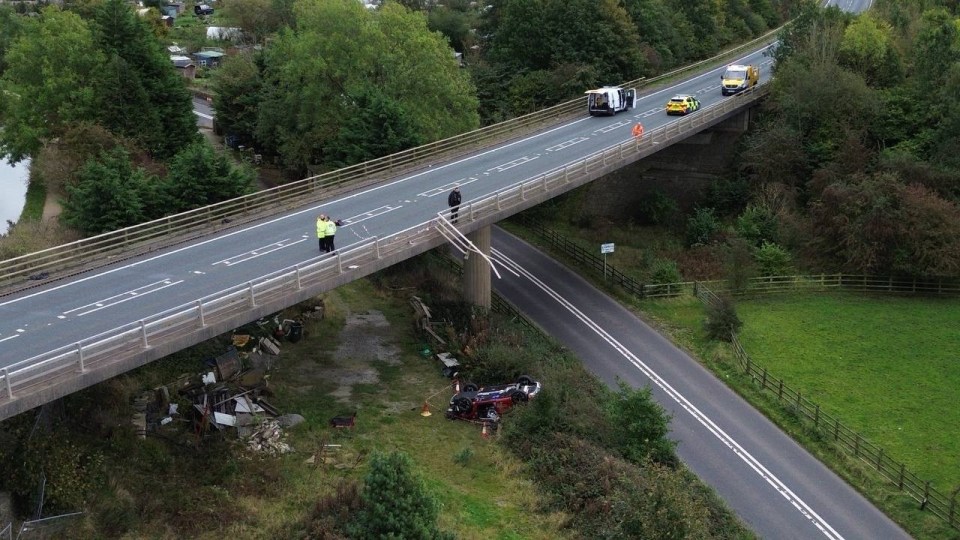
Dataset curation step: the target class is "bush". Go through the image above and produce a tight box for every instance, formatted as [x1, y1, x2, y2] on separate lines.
[704, 296, 742, 342]
[725, 238, 756, 293]
[685, 207, 720, 247]
[453, 447, 474, 466]
[735, 204, 778, 246]
[348, 451, 452, 540]
[705, 176, 751, 215]
[649, 258, 682, 284]
[607, 382, 677, 466]
[636, 189, 678, 225]
[754, 241, 793, 276]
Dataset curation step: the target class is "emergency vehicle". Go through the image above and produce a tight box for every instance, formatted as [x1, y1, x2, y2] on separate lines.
[585, 86, 636, 116]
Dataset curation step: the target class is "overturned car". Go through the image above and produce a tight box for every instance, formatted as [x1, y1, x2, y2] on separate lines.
[446, 375, 541, 423]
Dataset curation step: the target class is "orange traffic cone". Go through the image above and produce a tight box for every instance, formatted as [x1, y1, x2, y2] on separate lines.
[420, 401, 432, 417]
[481, 422, 489, 439]
[453, 378, 460, 393]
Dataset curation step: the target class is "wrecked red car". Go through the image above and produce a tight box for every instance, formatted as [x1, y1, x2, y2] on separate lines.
[445, 375, 541, 423]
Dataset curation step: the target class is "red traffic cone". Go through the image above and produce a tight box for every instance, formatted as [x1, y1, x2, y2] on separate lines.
[420, 401, 432, 417]
[453, 378, 460, 393]
[481, 422, 489, 439]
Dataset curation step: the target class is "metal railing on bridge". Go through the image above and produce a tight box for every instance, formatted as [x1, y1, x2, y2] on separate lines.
[0, 81, 771, 417]
[0, 26, 781, 294]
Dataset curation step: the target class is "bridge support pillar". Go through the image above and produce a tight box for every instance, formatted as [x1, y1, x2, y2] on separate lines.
[463, 226, 491, 310]
[715, 108, 752, 133]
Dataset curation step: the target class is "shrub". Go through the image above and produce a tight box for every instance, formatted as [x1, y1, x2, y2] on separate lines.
[704, 296, 742, 342]
[453, 447, 474, 466]
[636, 189, 678, 225]
[607, 382, 677, 466]
[735, 204, 778, 246]
[649, 258, 682, 284]
[705, 176, 751, 215]
[754, 241, 793, 276]
[348, 451, 452, 540]
[685, 207, 720, 247]
[725, 238, 756, 293]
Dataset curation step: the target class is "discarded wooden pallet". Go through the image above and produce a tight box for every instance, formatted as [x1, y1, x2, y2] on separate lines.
[410, 295, 447, 345]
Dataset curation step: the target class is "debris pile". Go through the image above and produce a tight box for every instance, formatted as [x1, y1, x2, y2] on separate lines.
[246, 419, 292, 456]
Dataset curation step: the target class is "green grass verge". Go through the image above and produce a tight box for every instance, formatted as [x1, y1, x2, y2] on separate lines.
[56, 279, 570, 539]
[18, 179, 45, 222]
[735, 293, 960, 491]
[503, 216, 960, 540]
[638, 293, 960, 540]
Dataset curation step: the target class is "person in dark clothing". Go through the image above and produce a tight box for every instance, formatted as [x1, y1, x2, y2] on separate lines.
[447, 186, 461, 224]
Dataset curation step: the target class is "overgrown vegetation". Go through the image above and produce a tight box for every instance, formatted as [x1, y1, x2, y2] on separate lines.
[0, 1, 252, 236]
[0, 255, 751, 538]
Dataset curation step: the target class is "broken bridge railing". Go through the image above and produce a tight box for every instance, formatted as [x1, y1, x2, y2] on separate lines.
[0, 88, 769, 416]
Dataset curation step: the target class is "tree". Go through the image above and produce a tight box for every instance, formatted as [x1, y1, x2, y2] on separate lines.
[0, 7, 104, 163]
[163, 142, 255, 213]
[427, 5, 474, 53]
[257, 0, 478, 172]
[62, 148, 153, 235]
[489, 0, 645, 86]
[90, 0, 198, 158]
[212, 53, 263, 147]
[811, 172, 960, 275]
[666, 0, 722, 55]
[911, 8, 956, 90]
[622, 0, 695, 70]
[704, 295, 743, 342]
[685, 207, 720, 247]
[607, 381, 677, 466]
[219, 0, 295, 44]
[322, 88, 423, 168]
[348, 451, 452, 540]
[754, 241, 793, 275]
[94, 53, 164, 152]
[838, 14, 901, 86]
[0, 5, 23, 76]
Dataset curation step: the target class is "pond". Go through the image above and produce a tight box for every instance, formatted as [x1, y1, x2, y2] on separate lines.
[0, 159, 29, 235]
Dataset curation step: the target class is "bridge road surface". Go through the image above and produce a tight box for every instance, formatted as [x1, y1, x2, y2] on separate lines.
[490, 228, 908, 540]
[1, 0, 871, 366]
[0, 0, 889, 532]
[0, 44, 783, 365]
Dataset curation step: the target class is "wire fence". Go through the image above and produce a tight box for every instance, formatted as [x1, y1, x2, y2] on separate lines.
[693, 282, 960, 531]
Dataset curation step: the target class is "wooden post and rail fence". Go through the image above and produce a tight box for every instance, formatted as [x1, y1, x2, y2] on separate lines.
[521, 218, 960, 530]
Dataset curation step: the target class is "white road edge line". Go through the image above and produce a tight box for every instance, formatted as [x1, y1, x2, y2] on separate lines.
[492, 248, 844, 540]
[0, 47, 771, 309]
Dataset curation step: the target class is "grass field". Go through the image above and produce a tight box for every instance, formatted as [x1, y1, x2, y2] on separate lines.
[733, 293, 960, 492]
[503, 212, 960, 538]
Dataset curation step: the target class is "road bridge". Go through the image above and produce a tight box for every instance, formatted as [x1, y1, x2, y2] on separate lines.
[0, 43, 775, 420]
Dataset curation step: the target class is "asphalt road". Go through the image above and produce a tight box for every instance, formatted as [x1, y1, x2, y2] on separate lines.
[490, 228, 907, 540]
[193, 96, 214, 129]
[2, 45, 779, 364]
[3, 1, 901, 535]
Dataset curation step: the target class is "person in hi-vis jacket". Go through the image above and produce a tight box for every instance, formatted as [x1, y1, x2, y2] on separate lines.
[316, 215, 327, 252]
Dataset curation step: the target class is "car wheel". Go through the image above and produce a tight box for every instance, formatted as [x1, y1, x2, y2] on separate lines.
[453, 397, 472, 414]
[462, 382, 479, 392]
[483, 407, 500, 422]
[510, 390, 528, 404]
[517, 375, 534, 386]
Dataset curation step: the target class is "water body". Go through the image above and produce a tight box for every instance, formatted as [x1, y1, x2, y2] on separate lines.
[0, 159, 29, 235]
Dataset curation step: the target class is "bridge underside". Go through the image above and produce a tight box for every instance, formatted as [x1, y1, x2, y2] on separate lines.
[0, 98, 763, 421]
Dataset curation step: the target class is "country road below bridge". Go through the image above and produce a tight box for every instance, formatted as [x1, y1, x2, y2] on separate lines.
[490, 227, 907, 540]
